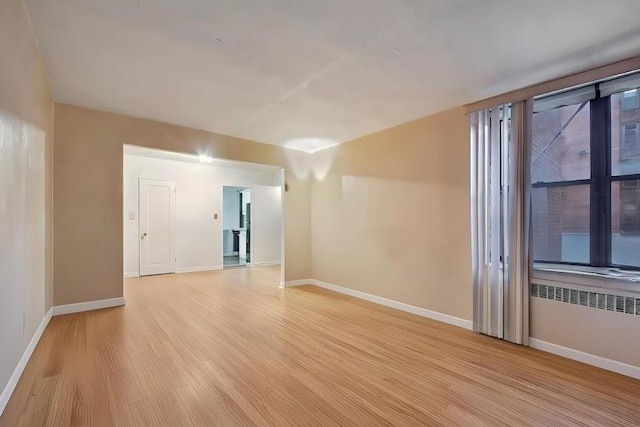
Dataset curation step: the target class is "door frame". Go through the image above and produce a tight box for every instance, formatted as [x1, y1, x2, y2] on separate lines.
[221, 186, 254, 268]
[139, 178, 176, 276]
[239, 188, 254, 267]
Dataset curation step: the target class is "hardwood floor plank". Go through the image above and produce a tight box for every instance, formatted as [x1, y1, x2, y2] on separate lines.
[2, 265, 640, 426]
[16, 377, 57, 427]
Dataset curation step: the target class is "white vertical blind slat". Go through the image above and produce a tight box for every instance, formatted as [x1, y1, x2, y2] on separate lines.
[471, 102, 530, 345]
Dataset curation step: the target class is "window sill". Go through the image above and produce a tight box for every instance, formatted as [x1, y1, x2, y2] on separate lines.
[533, 263, 640, 293]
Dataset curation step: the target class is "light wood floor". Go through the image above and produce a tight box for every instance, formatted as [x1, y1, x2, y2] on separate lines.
[2, 266, 640, 426]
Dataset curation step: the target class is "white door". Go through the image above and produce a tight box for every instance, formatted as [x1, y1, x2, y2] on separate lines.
[139, 178, 176, 276]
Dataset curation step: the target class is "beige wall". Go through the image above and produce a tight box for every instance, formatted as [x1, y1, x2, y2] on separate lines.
[531, 297, 640, 367]
[53, 104, 311, 305]
[311, 107, 472, 321]
[310, 104, 640, 371]
[0, 0, 53, 399]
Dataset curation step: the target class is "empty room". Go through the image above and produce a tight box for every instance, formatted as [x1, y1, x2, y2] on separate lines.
[2, 0, 640, 425]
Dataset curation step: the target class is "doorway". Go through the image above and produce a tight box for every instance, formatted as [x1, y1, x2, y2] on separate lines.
[124, 145, 285, 287]
[223, 186, 251, 268]
[139, 178, 176, 276]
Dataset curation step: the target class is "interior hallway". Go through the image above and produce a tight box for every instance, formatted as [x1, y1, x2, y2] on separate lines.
[1, 266, 639, 426]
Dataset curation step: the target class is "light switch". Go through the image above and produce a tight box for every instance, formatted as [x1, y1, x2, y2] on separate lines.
[129, 212, 136, 220]
[214, 213, 218, 220]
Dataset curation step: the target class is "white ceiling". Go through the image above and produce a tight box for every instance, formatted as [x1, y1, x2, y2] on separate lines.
[25, 0, 640, 152]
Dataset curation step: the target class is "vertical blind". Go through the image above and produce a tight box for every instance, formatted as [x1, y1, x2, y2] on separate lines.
[470, 101, 532, 345]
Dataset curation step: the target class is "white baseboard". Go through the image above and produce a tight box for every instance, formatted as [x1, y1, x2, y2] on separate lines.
[0, 307, 53, 416]
[52, 297, 126, 316]
[176, 265, 223, 274]
[310, 279, 473, 330]
[281, 278, 472, 330]
[253, 261, 281, 267]
[529, 338, 640, 380]
[280, 279, 313, 288]
[124, 271, 139, 278]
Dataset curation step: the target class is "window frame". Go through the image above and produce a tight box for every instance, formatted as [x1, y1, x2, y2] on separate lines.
[589, 94, 611, 267]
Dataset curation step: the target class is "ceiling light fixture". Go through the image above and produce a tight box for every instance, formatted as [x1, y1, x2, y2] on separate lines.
[282, 138, 339, 153]
[199, 155, 213, 164]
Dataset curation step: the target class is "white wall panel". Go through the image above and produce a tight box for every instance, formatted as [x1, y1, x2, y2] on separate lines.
[253, 186, 283, 265]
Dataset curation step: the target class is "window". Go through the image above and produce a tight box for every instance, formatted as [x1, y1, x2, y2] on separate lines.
[621, 123, 640, 160]
[613, 181, 640, 266]
[531, 103, 591, 183]
[622, 89, 638, 111]
[532, 184, 590, 263]
[532, 102, 591, 264]
[532, 74, 640, 269]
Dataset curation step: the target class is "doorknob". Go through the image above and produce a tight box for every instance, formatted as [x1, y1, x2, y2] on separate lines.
[141, 232, 147, 239]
